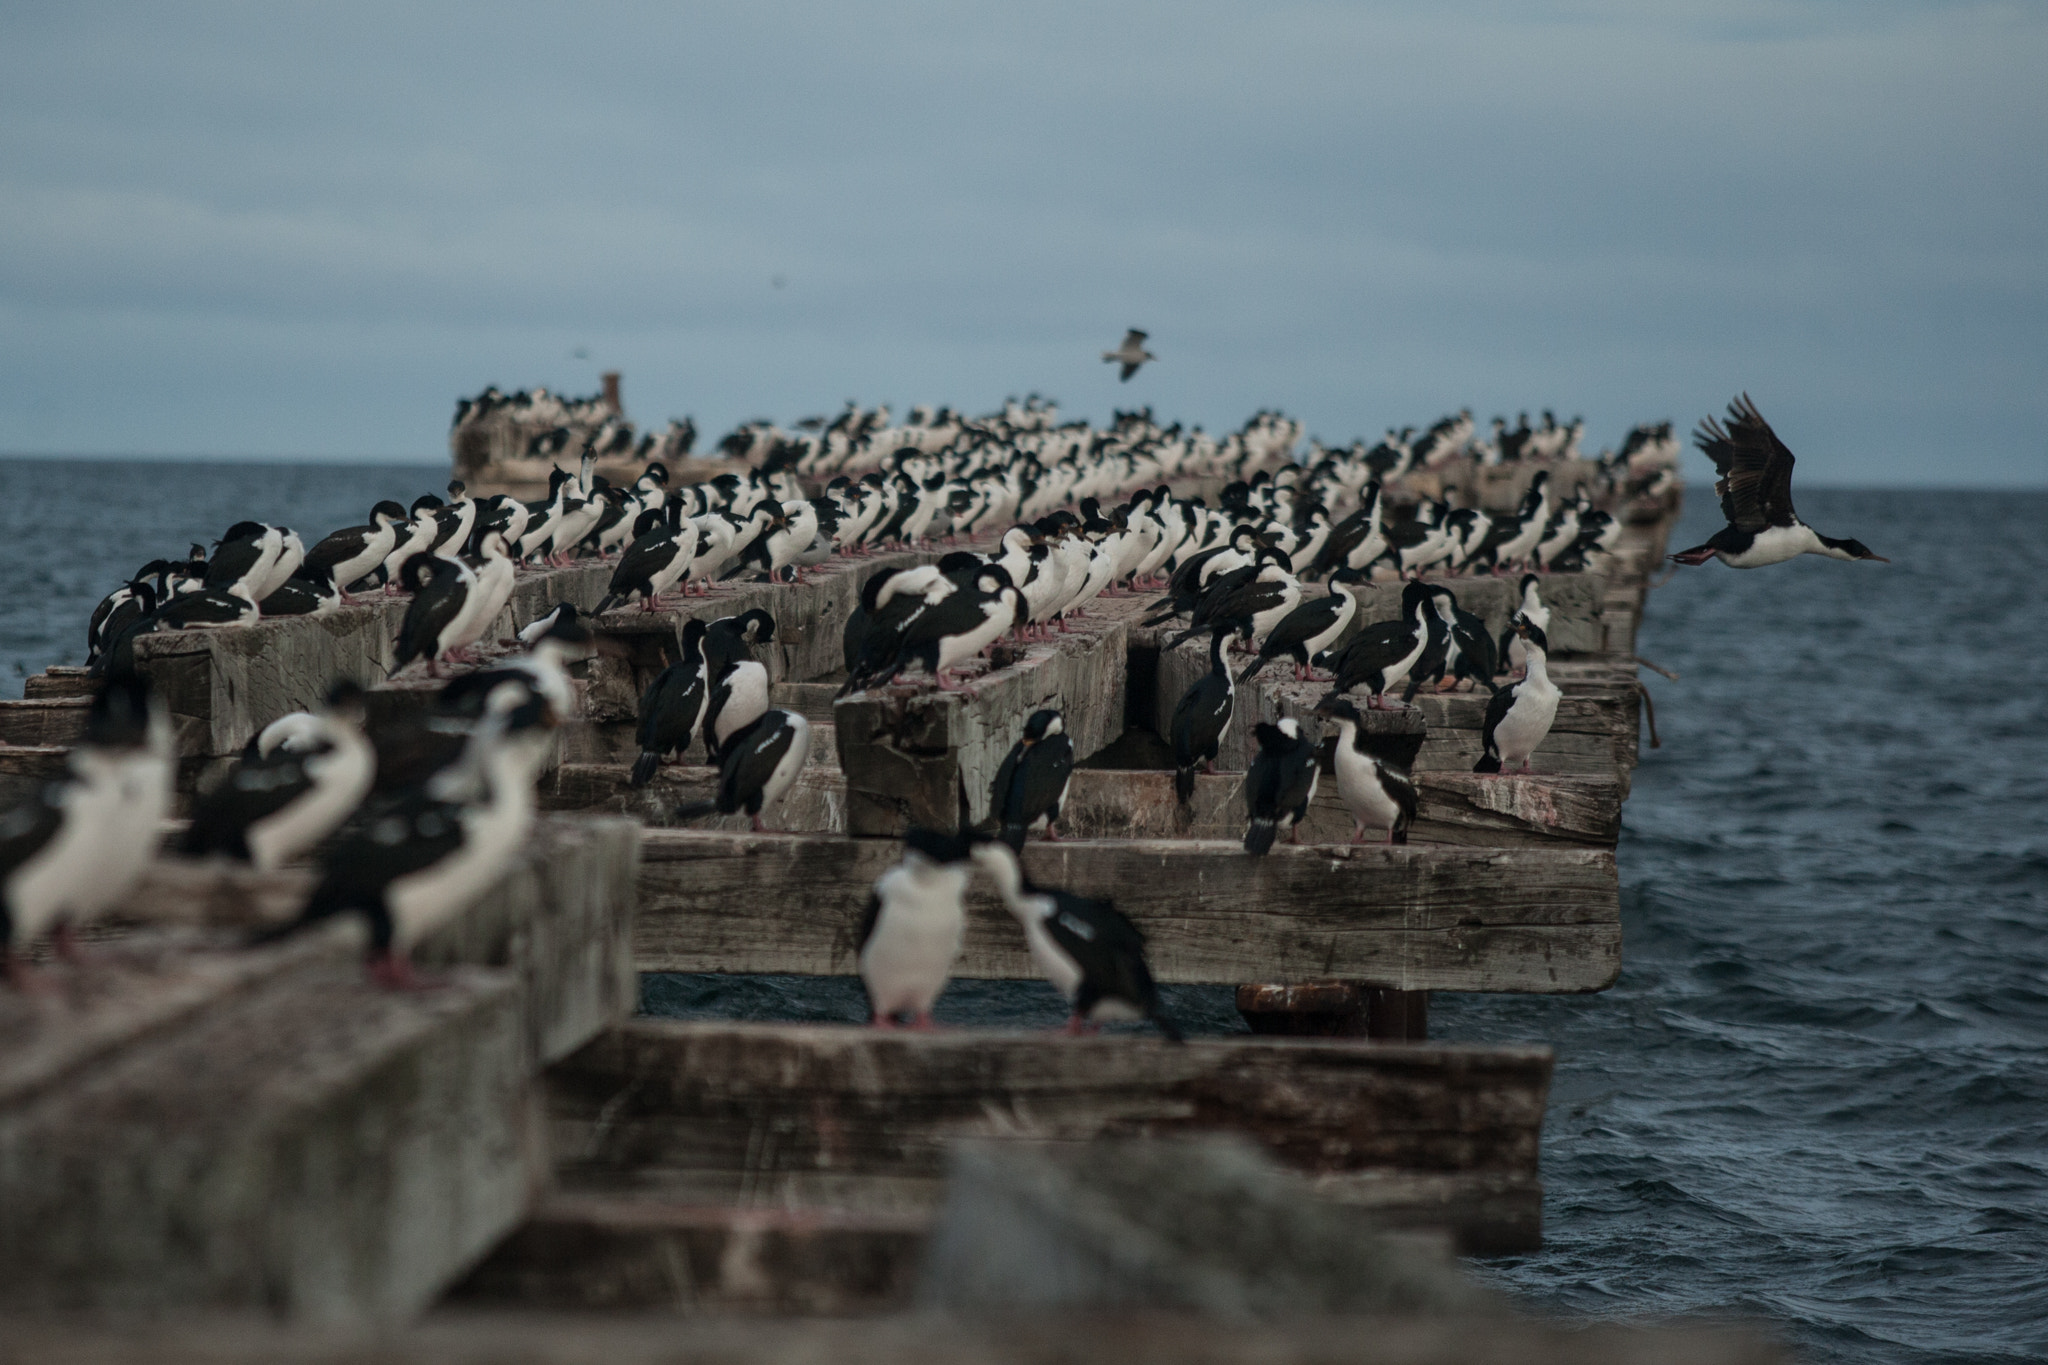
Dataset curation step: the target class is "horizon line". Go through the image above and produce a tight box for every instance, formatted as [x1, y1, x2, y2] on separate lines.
[0, 449, 2041, 493]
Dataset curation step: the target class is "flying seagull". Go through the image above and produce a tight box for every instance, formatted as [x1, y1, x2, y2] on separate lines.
[1102, 329, 1155, 382]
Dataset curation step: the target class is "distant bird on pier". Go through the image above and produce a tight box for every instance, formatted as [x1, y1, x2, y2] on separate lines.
[437, 603, 594, 737]
[1243, 718, 1319, 856]
[388, 555, 475, 680]
[1499, 575, 1550, 678]
[1, 673, 172, 989]
[1170, 629, 1236, 805]
[1475, 617, 1559, 776]
[1102, 329, 1156, 382]
[303, 501, 408, 601]
[702, 610, 777, 763]
[970, 839, 1182, 1040]
[858, 826, 975, 1029]
[595, 501, 698, 614]
[629, 619, 710, 787]
[1321, 580, 1432, 709]
[181, 682, 373, 871]
[259, 566, 342, 618]
[1313, 696, 1421, 845]
[1671, 394, 1888, 568]
[673, 706, 812, 833]
[1238, 571, 1361, 683]
[991, 708, 1075, 850]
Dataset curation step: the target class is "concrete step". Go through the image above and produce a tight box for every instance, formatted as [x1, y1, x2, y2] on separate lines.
[547, 1021, 1555, 1255]
[449, 1195, 928, 1314]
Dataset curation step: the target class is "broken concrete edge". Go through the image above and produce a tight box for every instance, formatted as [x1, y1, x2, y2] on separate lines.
[0, 958, 540, 1325]
[917, 1135, 1498, 1320]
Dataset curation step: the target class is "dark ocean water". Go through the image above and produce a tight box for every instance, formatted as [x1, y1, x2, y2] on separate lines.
[5, 458, 2043, 1362]
[0, 457, 438, 695]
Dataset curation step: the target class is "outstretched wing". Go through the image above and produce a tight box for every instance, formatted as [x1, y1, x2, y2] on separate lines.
[1694, 393, 1798, 531]
[1123, 329, 1147, 347]
[1120, 361, 1141, 381]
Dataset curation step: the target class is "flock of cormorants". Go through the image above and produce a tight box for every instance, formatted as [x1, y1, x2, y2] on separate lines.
[8, 388, 1881, 1033]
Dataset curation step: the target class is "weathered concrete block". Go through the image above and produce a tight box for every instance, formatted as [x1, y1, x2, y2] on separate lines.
[634, 829, 1620, 993]
[450, 1195, 929, 1314]
[919, 1136, 1494, 1317]
[549, 1022, 1553, 1253]
[0, 935, 538, 1325]
[415, 816, 642, 1067]
[835, 596, 1144, 835]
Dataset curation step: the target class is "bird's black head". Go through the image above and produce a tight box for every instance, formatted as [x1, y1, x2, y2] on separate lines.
[220, 520, 268, 544]
[735, 608, 776, 642]
[533, 604, 594, 647]
[1822, 536, 1889, 563]
[631, 508, 664, 538]
[1021, 709, 1064, 743]
[410, 494, 445, 516]
[372, 500, 408, 523]
[1519, 572, 1541, 594]
[1513, 615, 1550, 654]
[1312, 694, 1362, 726]
[937, 550, 984, 577]
[447, 480, 467, 498]
[643, 461, 670, 485]
[680, 616, 710, 649]
[902, 825, 975, 866]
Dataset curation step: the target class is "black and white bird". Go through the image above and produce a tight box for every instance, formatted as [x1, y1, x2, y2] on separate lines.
[970, 839, 1181, 1039]
[673, 707, 812, 832]
[991, 709, 1075, 850]
[205, 521, 288, 600]
[841, 563, 950, 690]
[862, 565, 1020, 692]
[435, 604, 593, 731]
[388, 555, 475, 679]
[1474, 618, 1561, 776]
[1164, 549, 1301, 654]
[303, 500, 407, 600]
[1304, 484, 1385, 580]
[1312, 696, 1421, 845]
[1170, 629, 1236, 805]
[1242, 718, 1320, 856]
[1102, 328, 1156, 382]
[1322, 580, 1432, 709]
[1238, 572, 1361, 683]
[1420, 585, 1500, 696]
[702, 610, 777, 762]
[1499, 574, 1550, 678]
[1671, 394, 1888, 568]
[86, 576, 158, 666]
[629, 618, 710, 786]
[1, 673, 172, 987]
[262, 678, 551, 989]
[856, 826, 975, 1028]
[594, 501, 698, 613]
[180, 682, 374, 871]
[260, 567, 342, 618]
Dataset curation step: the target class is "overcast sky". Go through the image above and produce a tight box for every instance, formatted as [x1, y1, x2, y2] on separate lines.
[1, 2, 2042, 484]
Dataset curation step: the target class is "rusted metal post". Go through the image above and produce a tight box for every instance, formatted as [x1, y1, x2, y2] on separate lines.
[1365, 987, 1430, 1041]
[602, 371, 622, 414]
[1235, 982, 1429, 1040]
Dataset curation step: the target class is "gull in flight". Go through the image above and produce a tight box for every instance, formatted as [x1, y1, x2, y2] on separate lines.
[1102, 329, 1155, 382]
